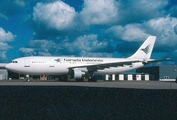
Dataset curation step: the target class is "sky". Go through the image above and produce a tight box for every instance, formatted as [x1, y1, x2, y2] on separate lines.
[0, 0, 177, 65]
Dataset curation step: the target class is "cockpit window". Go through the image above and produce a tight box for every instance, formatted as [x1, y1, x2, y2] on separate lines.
[12, 61, 18, 63]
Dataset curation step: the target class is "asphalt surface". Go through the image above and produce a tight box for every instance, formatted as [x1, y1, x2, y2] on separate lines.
[0, 80, 177, 89]
[0, 80, 177, 119]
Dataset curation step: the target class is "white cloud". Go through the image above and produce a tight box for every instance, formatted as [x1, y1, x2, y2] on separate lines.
[38, 52, 52, 56]
[80, 0, 118, 25]
[15, 0, 25, 7]
[19, 47, 35, 54]
[20, 40, 60, 56]
[131, 0, 168, 14]
[0, 51, 7, 59]
[168, 4, 177, 17]
[0, 28, 14, 62]
[107, 24, 150, 42]
[174, 25, 177, 34]
[73, 34, 98, 51]
[20, 34, 113, 57]
[0, 13, 8, 20]
[107, 16, 177, 46]
[0, 42, 12, 51]
[0, 42, 12, 62]
[0, 27, 16, 42]
[117, 0, 168, 23]
[64, 34, 114, 56]
[80, 51, 112, 57]
[19, 47, 52, 56]
[146, 16, 177, 46]
[72, 34, 111, 52]
[79, 0, 168, 26]
[33, 1, 76, 30]
[28, 40, 58, 50]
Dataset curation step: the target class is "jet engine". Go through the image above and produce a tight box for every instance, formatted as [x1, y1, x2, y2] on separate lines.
[69, 69, 85, 79]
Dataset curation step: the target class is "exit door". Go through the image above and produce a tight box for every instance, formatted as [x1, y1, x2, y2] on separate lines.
[49, 59, 54, 67]
[25, 59, 30, 67]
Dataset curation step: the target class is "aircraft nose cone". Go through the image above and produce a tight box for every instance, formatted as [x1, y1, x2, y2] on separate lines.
[5, 64, 11, 70]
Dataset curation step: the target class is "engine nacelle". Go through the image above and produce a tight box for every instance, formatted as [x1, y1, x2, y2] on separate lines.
[69, 69, 85, 79]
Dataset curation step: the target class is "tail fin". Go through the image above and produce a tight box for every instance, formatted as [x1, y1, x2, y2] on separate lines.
[129, 36, 156, 59]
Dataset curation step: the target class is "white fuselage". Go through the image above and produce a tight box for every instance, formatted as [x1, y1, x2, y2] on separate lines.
[5, 36, 158, 77]
[5, 56, 144, 75]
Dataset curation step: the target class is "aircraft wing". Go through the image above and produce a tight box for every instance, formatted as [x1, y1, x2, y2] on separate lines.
[68, 60, 141, 71]
[0, 63, 8, 69]
[68, 58, 170, 71]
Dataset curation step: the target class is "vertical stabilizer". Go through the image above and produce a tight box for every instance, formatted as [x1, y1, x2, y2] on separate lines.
[129, 36, 156, 59]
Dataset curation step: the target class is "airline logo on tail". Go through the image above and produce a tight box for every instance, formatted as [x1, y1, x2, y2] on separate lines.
[141, 44, 153, 54]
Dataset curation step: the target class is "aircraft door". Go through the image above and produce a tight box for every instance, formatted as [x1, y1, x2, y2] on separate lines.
[49, 59, 54, 67]
[24, 59, 30, 67]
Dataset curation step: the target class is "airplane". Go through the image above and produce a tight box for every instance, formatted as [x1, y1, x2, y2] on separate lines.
[4, 36, 169, 82]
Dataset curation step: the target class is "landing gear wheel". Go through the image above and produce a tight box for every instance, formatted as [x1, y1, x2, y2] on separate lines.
[26, 79, 30, 82]
[26, 75, 30, 82]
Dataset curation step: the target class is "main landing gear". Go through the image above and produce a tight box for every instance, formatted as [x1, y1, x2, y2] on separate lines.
[26, 75, 30, 82]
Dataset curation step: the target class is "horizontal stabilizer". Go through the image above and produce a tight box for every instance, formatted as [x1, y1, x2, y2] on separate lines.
[145, 58, 170, 64]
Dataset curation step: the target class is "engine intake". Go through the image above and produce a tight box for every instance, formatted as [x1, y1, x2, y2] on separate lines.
[69, 69, 85, 79]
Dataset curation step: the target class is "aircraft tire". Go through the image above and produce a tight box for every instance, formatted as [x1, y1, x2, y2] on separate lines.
[26, 79, 30, 82]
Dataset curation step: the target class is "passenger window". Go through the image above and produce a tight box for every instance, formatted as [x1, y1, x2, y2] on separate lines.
[12, 61, 18, 63]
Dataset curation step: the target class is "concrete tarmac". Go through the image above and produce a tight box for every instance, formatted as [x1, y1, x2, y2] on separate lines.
[0, 80, 177, 89]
